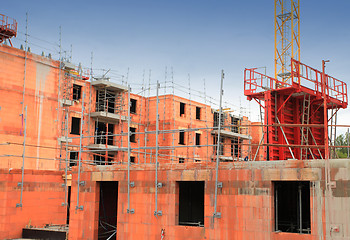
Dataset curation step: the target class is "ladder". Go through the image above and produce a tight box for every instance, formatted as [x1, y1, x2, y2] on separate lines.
[60, 72, 72, 138]
[329, 105, 338, 159]
[300, 94, 311, 160]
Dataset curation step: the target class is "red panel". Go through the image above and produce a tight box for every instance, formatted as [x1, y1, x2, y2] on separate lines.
[245, 59, 346, 160]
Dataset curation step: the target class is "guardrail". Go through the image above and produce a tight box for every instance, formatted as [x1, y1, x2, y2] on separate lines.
[0, 13, 17, 38]
[244, 59, 348, 106]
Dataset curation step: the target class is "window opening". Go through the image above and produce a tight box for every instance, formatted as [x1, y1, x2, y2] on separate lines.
[71, 117, 80, 135]
[179, 158, 185, 163]
[72, 84, 82, 100]
[129, 127, 136, 143]
[130, 99, 137, 114]
[130, 156, 135, 163]
[178, 181, 204, 227]
[180, 102, 185, 116]
[274, 181, 311, 234]
[179, 131, 185, 145]
[196, 133, 201, 146]
[196, 107, 201, 120]
[69, 152, 78, 167]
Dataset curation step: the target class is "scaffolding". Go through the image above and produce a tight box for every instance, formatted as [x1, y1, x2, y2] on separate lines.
[1, 10, 349, 239]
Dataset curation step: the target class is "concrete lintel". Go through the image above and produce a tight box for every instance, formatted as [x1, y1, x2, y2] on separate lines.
[211, 130, 251, 140]
[59, 99, 73, 107]
[91, 79, 128, 92]
[90, 111, 128, 123]
[58, 136, 72, 143]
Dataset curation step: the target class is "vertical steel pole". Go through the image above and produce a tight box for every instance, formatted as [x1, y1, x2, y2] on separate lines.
[76, 92, 85, 210]
[347, 128, 349, 158]
[322, 60, 331, 236]
[17, 106, 27, 208]
[154, 81, 160, 216]
[57, 26, 62, 170]
[127, 85, 132, 213]
[322, 60, 329, 160]
[214, 70, 224, 218]
[299, 183, 302, 234]
[21, 14, 28, 133]
[275, 185, 278, 231]
[64, 111, 69, 206]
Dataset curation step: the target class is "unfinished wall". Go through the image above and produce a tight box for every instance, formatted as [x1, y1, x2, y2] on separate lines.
[251, 122, 264, 161]
[0, 44, 60, 170]
[0, 169, 67, 239]
[68, 159, 350, 240]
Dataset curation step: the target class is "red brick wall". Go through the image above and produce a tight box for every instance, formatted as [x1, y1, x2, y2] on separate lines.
[68, 160, 334, 240]
[0, 169, 67, 239]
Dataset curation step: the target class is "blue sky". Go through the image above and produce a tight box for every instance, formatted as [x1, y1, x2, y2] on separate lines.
[3, 0, 350, 125]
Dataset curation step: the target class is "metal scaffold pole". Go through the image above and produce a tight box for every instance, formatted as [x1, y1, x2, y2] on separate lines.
[64, 111, 69, 206]
[347, 128, 350, 158]
[57, 26, 62, 170]
[21, 13, 28, 135]
[154, 81, 161, 216]
[214, 70, 224, 219]
[322, 60, 332, 236]
[17, 106, 27, 208]
[127, 85, 134, 214]
[76, 92, 85, 211]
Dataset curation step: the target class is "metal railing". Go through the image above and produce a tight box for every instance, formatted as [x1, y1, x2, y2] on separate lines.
[244, 59, 348, 106]
[0, 13, 17, 34]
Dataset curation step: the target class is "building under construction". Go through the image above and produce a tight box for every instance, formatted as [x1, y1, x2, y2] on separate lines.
[1, 1, 350, 239]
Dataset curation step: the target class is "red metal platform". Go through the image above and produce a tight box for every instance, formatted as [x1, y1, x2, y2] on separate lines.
[0, 14, 17, 43]
[244, 59, 348, 161]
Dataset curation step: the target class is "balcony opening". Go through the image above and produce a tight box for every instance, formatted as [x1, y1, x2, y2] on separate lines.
[94, 154, 114, 165]
[130, 99, 137, 114]
[96, 90, 116, 113]
[177, 181, 204, 227]
[180, 102, 185, 116]
[71, 117, 81, 135]
[231, 116, 239, 133]
[179, 131, 185, 145]
[213, 136, 224, 155]
[231, 139, 239, 157]
[72, 84, 82, 100]
[95, 122, 114, 145]
[274, 181, 311, 234]
[196, 107, 201, 120]
[196, 133, 201, 146]
[129, 127, 136, 143]
[66, 186, 71, 225]
[213, 111, 224, 128]
[98, 181, 118, 240]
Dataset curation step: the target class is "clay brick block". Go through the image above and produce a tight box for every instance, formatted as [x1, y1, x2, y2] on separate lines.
[101, 171, 113, 181]
[300, 168, 319, 181]
[263, 169, 280, 181]
[281, 169, 298, 180]
[181, 170, 195, 181]
[91, 172, 102, 181]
